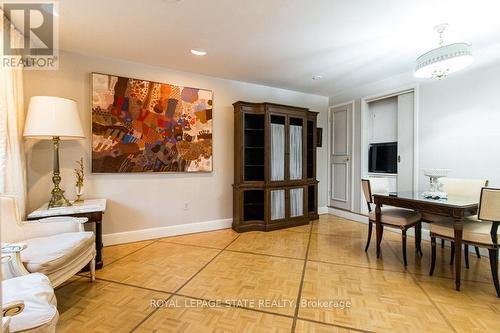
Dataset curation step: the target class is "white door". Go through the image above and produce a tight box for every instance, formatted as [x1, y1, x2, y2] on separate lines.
[397, 92, 415, 193]
[330, 104, 353, 210]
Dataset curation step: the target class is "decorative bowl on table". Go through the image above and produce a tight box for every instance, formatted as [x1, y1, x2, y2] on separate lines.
[422, 168, 450, 199]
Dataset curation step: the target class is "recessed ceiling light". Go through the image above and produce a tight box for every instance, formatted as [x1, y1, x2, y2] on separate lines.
[191, 49, 207, 56]
[312, 75, 323, 80]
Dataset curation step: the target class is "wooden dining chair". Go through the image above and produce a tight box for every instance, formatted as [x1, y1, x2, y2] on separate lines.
[362, 178, 423, 266]
[422, 178, 488, 265]
[430, 187, 500, 297]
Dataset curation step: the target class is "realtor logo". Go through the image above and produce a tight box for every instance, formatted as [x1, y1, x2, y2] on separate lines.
[2, 1, 59, 69]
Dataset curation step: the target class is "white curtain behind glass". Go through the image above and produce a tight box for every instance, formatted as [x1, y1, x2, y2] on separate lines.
[271, 189, 285, 220]
[271, 123, 285, 181]
[289, 125, 302, 180]
[290, 188, 303, 217]
[0, 12, 27, 218]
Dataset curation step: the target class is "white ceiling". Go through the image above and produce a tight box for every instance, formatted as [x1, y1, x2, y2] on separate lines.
[56, 0, 500, 96]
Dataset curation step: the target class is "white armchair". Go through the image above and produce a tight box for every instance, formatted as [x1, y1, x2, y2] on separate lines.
[1, 195, 96, 287]
[2, 272, 58, 333]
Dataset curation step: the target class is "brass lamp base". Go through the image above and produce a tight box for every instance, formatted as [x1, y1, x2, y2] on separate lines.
[48, 188, 72, 208]
[47, 136, 72, 209]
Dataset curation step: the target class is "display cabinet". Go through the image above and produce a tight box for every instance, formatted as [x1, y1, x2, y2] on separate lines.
[233, 101, 318, 232]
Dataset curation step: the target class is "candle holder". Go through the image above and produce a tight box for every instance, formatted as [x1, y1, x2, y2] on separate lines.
[422, 168, 450, 199]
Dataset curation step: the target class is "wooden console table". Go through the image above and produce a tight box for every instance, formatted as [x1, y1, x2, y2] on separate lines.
[27, 199, 107, 269]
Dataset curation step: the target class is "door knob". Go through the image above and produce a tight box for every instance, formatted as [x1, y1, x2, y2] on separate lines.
[345, 156, 350, 162]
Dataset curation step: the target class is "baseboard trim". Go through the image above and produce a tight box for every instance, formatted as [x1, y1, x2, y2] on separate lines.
[318, 206, 329, 215]
[328, 207, 368, 224]
[327, 207, 431, 241]
[102, 218, 233, 246]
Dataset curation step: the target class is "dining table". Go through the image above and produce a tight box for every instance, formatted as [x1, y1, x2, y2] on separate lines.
[373, 191, 479, 291]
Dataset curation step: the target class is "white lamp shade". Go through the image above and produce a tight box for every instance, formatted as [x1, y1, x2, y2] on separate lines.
[414, 43, 473, 79]
[24, 96, 85, 139]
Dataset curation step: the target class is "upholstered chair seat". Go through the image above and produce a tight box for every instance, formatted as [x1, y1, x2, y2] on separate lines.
[430, 217, 500, 246]
[369, 208, 421, 227]
[2, 273, 58, 333]
[22, 232, 95, 275]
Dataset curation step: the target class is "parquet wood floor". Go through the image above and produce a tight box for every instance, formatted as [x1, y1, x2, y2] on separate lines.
[101, 240, 155, 265]
[54, 214, 500, 332]
[160, 229, 239, 249]
[95, 241, 220, 292]
[299, 261, 453, 332]
[227, 230, 310, 259]
[295, 320, 359, 332]
[179, 251, 304, 315]
[134, 296, 293, 333]
[56, 279, 169, 332]
[308, 233, 404, 272]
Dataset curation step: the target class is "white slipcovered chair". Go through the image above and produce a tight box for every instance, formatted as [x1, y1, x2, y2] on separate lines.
[2, 271, 58, 333]
[0, 195, 96, 287]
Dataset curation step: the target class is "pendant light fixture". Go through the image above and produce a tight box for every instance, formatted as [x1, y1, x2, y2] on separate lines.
[414, 23, 473, 79]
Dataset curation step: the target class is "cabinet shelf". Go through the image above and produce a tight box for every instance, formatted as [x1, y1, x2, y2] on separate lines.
[243, 113, 265, 182]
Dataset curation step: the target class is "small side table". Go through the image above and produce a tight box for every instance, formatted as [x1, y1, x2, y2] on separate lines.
[27, 199, 107, 269]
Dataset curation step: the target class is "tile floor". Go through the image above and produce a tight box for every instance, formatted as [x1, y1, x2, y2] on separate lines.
[55, 215, 500, 332]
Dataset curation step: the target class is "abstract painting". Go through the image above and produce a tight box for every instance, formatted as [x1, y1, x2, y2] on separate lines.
[91, 73, 213, 173]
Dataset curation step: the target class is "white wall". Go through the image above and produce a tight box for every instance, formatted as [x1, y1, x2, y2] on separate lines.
[331, 62, 500, 214]
[23, 51, 329, 240]
[418, 66, 500, 190]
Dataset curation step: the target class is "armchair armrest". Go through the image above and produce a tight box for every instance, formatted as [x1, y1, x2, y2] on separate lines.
[3, 317, 11, 333]
[1, 244, 29, 279]
[19, 216, 89, 238]
[2, 301, 24, 317]
[1, 244, 27, 254]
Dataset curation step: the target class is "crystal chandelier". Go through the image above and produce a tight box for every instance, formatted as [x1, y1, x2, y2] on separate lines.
[414, 24, 473, 79]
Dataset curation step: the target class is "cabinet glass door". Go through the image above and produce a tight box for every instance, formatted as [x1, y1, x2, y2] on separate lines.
[289, 118, 303, 180]
[270, 189, 285, 220]
[270, 115, 286, 181]
[290, 187, 304, 217]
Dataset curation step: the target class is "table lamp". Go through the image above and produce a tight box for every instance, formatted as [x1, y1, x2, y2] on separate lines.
[24, 96, 85, 208]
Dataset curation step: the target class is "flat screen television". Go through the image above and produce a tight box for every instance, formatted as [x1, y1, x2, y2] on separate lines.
[368, 142, 397, 174]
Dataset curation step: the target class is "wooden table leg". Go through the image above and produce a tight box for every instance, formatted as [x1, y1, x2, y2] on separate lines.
[95, 217, 103, 269]
[376, 203, 382, 258]
[453, 216, 464, 291]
